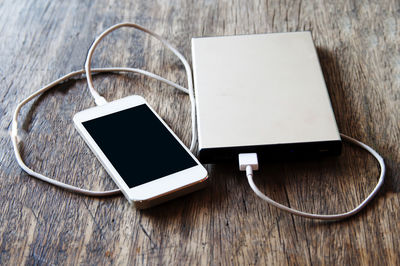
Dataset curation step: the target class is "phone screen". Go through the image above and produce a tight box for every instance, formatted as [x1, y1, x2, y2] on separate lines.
[82, 104, 197, 188]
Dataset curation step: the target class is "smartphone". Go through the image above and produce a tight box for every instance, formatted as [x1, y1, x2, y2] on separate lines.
[73, 95, 208, 208]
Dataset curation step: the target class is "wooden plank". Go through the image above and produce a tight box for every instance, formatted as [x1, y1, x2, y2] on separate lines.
[0, 0, 399, 264]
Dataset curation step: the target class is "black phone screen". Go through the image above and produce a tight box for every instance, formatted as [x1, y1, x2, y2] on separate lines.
[82, 104, 197, 188]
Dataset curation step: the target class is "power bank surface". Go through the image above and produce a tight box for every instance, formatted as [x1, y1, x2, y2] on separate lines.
[192, 32, 341, 163]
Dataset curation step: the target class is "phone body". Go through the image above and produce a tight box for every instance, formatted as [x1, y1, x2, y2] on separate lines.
[73, 95, 208, 209]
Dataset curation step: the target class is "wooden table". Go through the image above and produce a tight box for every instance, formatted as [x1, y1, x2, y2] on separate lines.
[1, 0, 399, 264]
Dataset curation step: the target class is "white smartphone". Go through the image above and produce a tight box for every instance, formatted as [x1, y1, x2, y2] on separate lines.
[73, 95, 208, 209]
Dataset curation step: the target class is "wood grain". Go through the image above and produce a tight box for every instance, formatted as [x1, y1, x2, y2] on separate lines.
[0, 0, 399, 265]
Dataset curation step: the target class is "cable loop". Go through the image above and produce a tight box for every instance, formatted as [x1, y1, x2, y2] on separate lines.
[246, 133, 385, 221]
[12, 23, 196, 196]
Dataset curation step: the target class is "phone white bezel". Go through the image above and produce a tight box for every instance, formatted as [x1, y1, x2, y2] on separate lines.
[73, 95, 208, 204]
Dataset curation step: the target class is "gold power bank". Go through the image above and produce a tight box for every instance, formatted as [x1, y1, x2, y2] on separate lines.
[191, 32, 341, 163]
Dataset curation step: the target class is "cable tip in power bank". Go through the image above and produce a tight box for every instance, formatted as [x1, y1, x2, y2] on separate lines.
[239, 153, 259, 171]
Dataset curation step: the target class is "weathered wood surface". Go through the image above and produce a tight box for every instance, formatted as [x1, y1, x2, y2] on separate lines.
[0, 0, 399, 265]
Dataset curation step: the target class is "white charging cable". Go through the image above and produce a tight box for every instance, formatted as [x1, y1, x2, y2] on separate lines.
[239, 133, 385, 220]
[11, 22, 386, 220]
